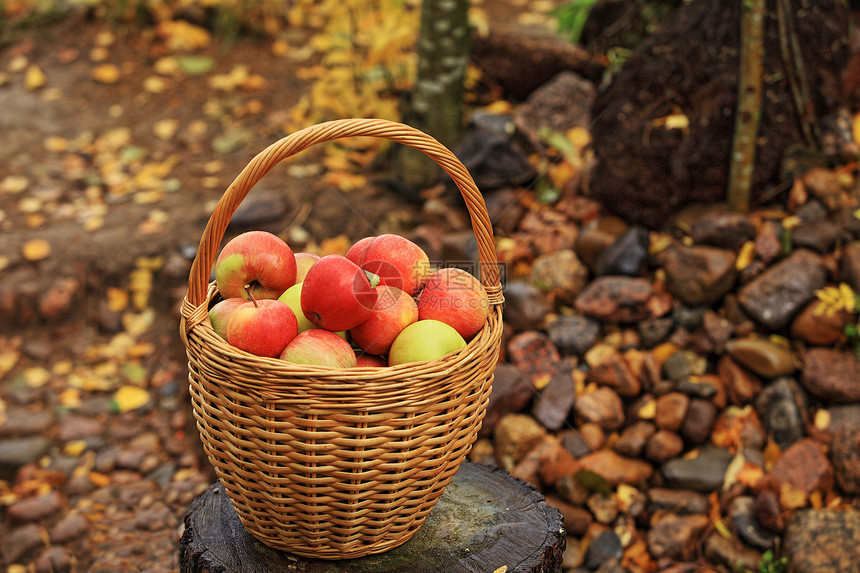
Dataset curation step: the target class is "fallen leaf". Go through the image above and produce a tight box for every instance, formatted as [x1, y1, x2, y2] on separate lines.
[64, 440, 87, 457]
[91, 63, 121, 84]
[25, 64, 46, 90]
[23, 367, 51, 388]
[152, 118, 179, 141]
[176, 54, 214, 75]
[143, 75, 168, 93]
[1, 175, 29, 194]
[112, 385, 150, 413]
[22, 238, 51, 261]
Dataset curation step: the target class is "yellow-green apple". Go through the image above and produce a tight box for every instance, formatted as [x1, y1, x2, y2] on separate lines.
[345, 236, 375, 265]
[301, 254, 379, 331]
[417, 267, 489, 340]
[280, 329, 357, 368]
[388, 319, 467, 365]
[354, 352, 387, 367]
[277, 283, 316, 333]
[353, 234, 431, 296]
[349, 285, 418, 355]
[226, 296, 298, 358]
[208, 297, 245, 339]
[294, 252, 320, 282]
[215, 231, 296, 300]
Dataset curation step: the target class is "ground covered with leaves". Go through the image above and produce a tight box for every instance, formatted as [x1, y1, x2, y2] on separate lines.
[2, 1, 860, 572]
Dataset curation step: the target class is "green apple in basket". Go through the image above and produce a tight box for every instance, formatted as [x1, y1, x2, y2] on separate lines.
[388, 319, 467, 366]
[214, 230, 297, 300]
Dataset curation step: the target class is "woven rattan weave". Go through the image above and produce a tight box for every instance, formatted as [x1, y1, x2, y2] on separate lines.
[179, 118, 504, 559]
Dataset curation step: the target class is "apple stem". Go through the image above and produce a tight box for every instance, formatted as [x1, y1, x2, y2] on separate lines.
[244, 284, 259, 307]
[365, 270, 380, 289]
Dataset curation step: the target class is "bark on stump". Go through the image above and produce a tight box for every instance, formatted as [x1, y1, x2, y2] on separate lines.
[178, 461, 565, 573]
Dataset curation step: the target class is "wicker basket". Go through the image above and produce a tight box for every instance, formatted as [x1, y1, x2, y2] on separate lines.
[179, 118, 504, 559]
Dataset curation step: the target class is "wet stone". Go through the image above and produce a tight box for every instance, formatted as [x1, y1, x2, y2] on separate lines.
[493, 413, 548, 472]
[586, 493, 619, 525]
[689, 209, 756, 250]
[227, 189, 289, 228]
[783, 508, 860, 573]
[480, 362, 534, 437]
[34, 546, 72, 573]
[840, 240, 860, 291]
[728, 496, 776, 550]
[754, 378, 807, 450]
[49, 512, 90, 543]
[55, 414, 104, 441]
[791, 299, 850, 346]
[657, 244, 737, 306]
[0, 436, 52, 478]
[586, 350, 641, 397]
[654, 392, 690, 432]
[718, 355, 763, 406]
[831, 426, 860, 495]
[546, 314, 601, 356]
[500, 280, 552, 332]
[680, 398, 717, 445]
[559, 429, 593, 459]
[585, 531, 623, 569]
[546, 496, 593, 535]
[792, 218, 841, 254]
[662, 446, 733, 492]
[0, 408, 54, 437]
[725, 337, 796, 378]
[507, 330, 562, 389]
[647, 488, 710, 515]
[578, 450, 653, 486]
[575, 387, 625, 431]
[662, 350, 707, 383]
[769, 438, 833, 494]
[645, 430, 684, 464]
[575, 276, 672, 324]
[7, 490, 64, 522]
[646, 513, 710, 560]
[3, 523, 45, 564]
[592, 226, 650, 277]
[532, 365, 577, 431]
[613, 421, 655, 458]
[637, 315, 675, 348]
[800, 348, 860, 403]
[703, 532, 762, 572]
[737, 249, 827, 331]
[674, 378, 718, 400]
[530, 249, 590, 304]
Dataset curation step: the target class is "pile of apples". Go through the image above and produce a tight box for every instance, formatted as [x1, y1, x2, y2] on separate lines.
[207, 230, 490, 368]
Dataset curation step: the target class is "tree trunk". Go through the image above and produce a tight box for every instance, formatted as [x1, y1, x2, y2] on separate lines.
[396, 0, 471, 191]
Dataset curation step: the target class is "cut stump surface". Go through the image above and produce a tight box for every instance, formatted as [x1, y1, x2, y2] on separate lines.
[178, 461, 565, 573]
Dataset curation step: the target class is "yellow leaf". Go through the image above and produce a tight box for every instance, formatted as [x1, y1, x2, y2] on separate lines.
[152, 118, 178, 141]
[22, 238, 51, 261]
[106, 287, 129, 313]
[113, 385, 150, 413]
[736, 241, 756, 270]
[814, 409, 831, 431]
[1, 175, 29, 194]
[852, 111, 860, 146]
[25, 64, 46, 90]
[23, 367, 51, 388]
[158, 20, 211, 52]
[637, 396, 657, 419]
[59, 388, 82, 409]
[89, 471, 111, 487]
[122, 308, 155, 336]
[91, 63, 121, 84]
[143, 75, 168, 93]
[43, 135, 68, 152]
[780, 482, 808, 510]
[493, 567, 508, 573]
[64, 440, 87, 457]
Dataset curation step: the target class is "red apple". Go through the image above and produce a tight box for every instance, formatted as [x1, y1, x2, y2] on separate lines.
[215, 231, 297, 300]
[353, 234, 431, 296]
[208, 297, 246, 339]
[226, 296, 298, 358]
[301, 254, 379, 331]
[417, 267, 489, 340]
[345, 236, 375, 265]
[388, 319, 467, 366]
[354, 352, 387, 367]
[294, 252, 320, 283]
[349, 285, 418, 355]
[280, 329, 357, 368]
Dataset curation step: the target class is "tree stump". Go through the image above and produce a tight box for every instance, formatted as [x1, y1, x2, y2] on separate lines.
[178, 461, 565, 573]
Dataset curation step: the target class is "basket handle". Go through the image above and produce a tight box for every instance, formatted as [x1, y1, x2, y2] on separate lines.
[186, 118, 503, 308]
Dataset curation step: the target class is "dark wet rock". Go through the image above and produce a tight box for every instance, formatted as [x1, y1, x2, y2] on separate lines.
[613, 421, 655, 458]
[501, 280, 552, 332]
[783, 508, 860, 573]
[726, 337, 796, 379]
[800, 348, 860, 403]
[753, 488, 785, 533]
[645, 430, 684, 464]
[574, 218, 627, 271]
[662, 446, 733, 492]
[662, 350, 707, 383]
[646, 513, 709, 560]
[592, 226, 650, 277]
[226, 189, 289, 228]
[34, 546, 72, 573]
[0, 436, 52, 478]
[532, 365, 577, 431]
[513, 70, 596, 150]
[791, 299, 850, 346]
[675, 378, 718, 400]
[7, 490, 64, 522]
[578, 450, 654, 486]
[530, 249, 590, 304]
[703, 532, 762, 572]
[578, 423, 606, 452]
[575, 387, 625, 431]
[0, 408, 54, 437]
[586, 350, 641, 397]
[480, 362, 534, 437]
[718, 355, 763, 406]
[555, 473, 590, 506]
[507, 330, 562, 388]
[769, 438, 833, 494]
[654, 392, 690, 432]
[55, 414, 103, 441]
[575, 276, 672, 324]
[484, 188, 526, 235]
[559, 428, 593, 459]
[831, 425, 860, 495]
[840, 240, 860, 291]
[584, 531, 623, 569]
[493, 413, 548, 472]
[700, 310, 734, 354]
[586, 492, 619, 525]
[3, 523, 45, 564]
[647, 488, 710, 515]
[546, 314, 601, 356]
[689, 209, 756, 250]
[657, 244, 737, 306]
[637, 316, 675, 348]
[49, 512, 90, 543]
[680, 399, 717, 445]
[737, 249, 827, 331]
[792, 217, 841, 254]
[546, 495, 593, 535]
[728, 496, 776, 550]
[754, 378, 807, 450]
